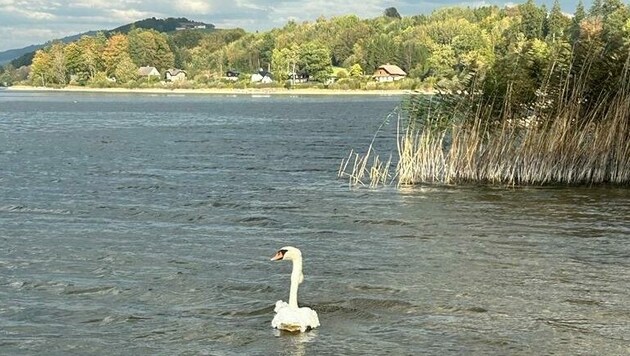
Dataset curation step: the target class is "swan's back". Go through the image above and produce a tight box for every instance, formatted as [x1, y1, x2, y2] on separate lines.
[271, 300, 320, 332]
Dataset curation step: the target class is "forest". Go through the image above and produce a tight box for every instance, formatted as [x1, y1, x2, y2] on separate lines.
[0, 0, 615, 92]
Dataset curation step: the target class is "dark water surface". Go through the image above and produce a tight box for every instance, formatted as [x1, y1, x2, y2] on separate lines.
[1, 91, 629, 355]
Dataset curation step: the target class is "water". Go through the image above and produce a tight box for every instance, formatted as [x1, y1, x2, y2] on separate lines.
[1, 91, 629, 355]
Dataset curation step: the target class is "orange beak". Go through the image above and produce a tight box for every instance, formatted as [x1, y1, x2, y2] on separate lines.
[271, 250, 284, 261]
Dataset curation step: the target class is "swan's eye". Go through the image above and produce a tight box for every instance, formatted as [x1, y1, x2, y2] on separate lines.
[279, 249, 288, 256]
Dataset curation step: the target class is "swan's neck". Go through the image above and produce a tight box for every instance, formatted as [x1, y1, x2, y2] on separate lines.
[288, 257, 303, 308]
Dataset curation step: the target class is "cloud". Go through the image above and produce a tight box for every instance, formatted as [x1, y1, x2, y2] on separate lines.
[174, 0, 213, 13]
[109, 8, 154, 23]
[267, 0, 386, 27]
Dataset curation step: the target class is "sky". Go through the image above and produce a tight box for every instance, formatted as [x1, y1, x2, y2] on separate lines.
[0, 0, 590, 52]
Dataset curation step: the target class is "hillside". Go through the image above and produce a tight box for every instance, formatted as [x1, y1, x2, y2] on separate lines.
[1, 17, 214, 67]
[110, 17, 213, 34]
[0, 31, 98, 65]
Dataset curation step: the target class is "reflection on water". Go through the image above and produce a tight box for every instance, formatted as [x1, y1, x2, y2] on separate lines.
[274, 330, 318, 356]
[0, 92, 629, 355]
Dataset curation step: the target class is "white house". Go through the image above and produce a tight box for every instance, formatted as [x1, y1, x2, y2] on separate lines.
[372, 64, 407, 82]
[165, 68, 186, 82]
[251, 69, 273, 83]
[138, 66, 160, 79]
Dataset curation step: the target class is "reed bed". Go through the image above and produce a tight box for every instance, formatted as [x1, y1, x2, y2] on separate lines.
[396, 91, 630, 186]
[339, 59, 630, 187]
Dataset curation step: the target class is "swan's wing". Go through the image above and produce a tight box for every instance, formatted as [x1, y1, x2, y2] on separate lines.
[274, 300, 288, 312]
[272, 303, 320, 332]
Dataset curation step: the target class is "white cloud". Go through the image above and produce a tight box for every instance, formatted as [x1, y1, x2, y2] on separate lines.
[109, 8, 153, 22]
[174, 0, 213, 13]
[23, 10, 57, 20]
[0, 26, 64, 50]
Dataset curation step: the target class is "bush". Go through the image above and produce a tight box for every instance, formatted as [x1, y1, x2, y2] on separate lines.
[87, 72, 115, 88]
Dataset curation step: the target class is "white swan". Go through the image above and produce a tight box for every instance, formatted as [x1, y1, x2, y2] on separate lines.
[270, 246, 320, 332]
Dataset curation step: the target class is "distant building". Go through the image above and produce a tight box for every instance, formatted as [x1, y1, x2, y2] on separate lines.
[165, 68, 187, 82]
[373, 64, 406, 82]
[225, 70, 240, 81]
[289, 71, 309, 84]
[251, 69, 273, 83]
[176, 22, 207, 30]
[138, 66, 160, 78]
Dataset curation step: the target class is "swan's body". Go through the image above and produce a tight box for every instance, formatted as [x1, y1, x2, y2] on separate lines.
[270, 246, 320, 332]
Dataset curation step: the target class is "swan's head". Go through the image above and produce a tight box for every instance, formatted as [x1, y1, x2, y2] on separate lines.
[271, 246, 302, 261]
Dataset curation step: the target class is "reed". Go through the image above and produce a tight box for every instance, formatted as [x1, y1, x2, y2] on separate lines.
[337, 110, 400, 187]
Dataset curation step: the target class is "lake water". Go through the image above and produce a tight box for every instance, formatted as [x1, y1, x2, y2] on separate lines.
[1, 91, 629, 355]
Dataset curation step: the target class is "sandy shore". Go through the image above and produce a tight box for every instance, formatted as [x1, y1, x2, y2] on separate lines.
[5, 85, 430, 96]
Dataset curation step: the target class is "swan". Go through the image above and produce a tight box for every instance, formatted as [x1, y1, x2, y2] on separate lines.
[270, 246, 320, 332]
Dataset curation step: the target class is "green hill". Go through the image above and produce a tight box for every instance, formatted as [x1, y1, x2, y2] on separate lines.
[2, 17, 214, 67]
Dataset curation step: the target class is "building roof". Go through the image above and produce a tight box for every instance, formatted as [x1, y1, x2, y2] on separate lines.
[376, 64, 406, 76]
[166, 68, 186, 76]
[138, 66, 159, 76]
[138, 66, 160, 75]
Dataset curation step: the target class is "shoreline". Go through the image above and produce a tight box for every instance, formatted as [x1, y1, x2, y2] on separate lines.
[4, 85, 430, 96]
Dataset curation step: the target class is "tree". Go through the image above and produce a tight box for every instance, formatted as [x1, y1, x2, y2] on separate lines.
[329, 16, 372, 66]
[103, 34, 130, 77]
[28, 42, 66, 85]
[571, 0, 586, 42]
[546, 0, 571, 41]
[349, 63, 363, 77]
[519, 0, 546, 39]
[364, 34, 398, 71]
[298, 42, 333, 82]
[601, 0, 625, 17]
[49, 42, 67, 85]
[171, 29, 204, 49]
[426, 44, 457, 79]
[271, 46, 298, 81]
[114, 55, 138, 83]
[398, 39, 430, 75]
[384, 7, 402, 19]
[64, 42, 85, 83]
[0, 64, 18, 86]
[29, 49, 53, 86]
[590, 0, 603, 17]
[601, 0, 630, 55]
[128, 29, 175, 71]
[77, 34, 106, 82]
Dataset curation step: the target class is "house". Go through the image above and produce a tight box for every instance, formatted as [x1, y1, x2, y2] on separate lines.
[165, 68, 187, 82]
[225, 70, 240, 81]
[288, 71, 309, 84]
[138, 66, 160, 79]
[251, 69, 273, 83]
[176, 22, 207, 30]
[373, 64, 406, 82]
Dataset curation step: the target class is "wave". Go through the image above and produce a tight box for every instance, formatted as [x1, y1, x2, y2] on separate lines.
[63, 285, 121, 295]
[353, 218, 412, 226]
[0, 205, 71, 215]
[236, 216, 280, 227]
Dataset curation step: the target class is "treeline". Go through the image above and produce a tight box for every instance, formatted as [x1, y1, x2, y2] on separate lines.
[0, 0, 626, 93]
[340, 0, 630, 186]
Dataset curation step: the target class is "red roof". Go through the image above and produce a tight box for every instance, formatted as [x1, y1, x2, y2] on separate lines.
[377, 64, 406, 76]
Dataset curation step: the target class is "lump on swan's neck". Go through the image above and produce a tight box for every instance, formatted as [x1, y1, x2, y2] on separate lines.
[288, 256, 303, 308]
